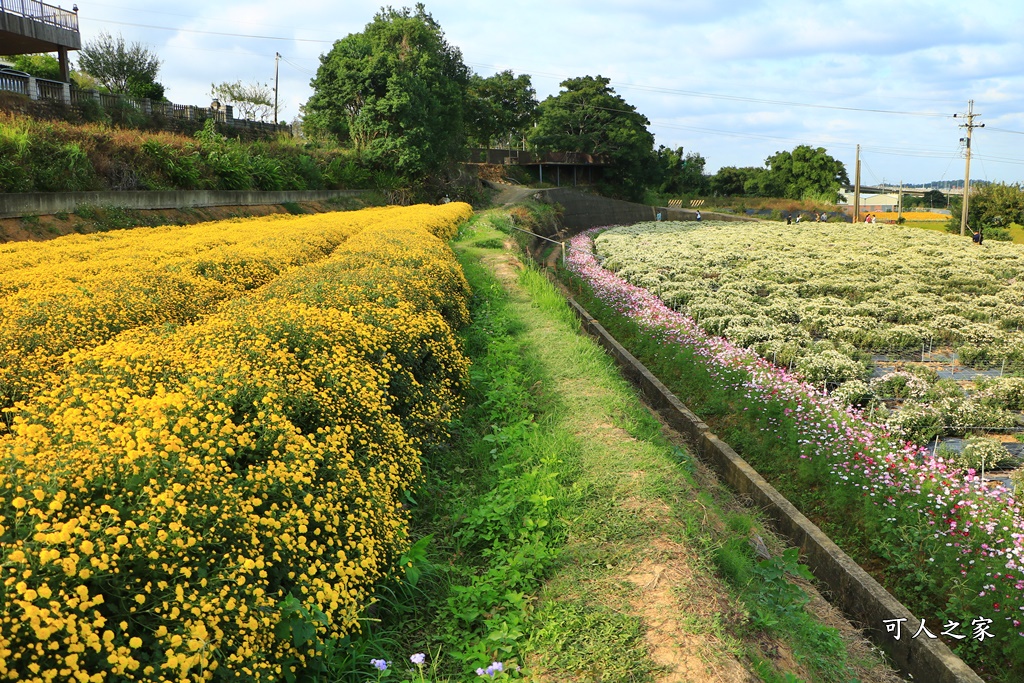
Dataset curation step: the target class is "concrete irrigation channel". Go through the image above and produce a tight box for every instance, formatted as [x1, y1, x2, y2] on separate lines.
[519, 236, 983, 681]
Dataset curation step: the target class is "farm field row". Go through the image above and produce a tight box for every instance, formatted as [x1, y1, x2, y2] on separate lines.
[0, 203, 474, 680]
[566, 223, 1024, 680]
[0, 206, 467, 411]
[595, 220, 1024, 453]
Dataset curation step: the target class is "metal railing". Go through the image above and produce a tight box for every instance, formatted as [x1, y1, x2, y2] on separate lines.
[0, 0, 79, 31]
[0, 71, 28, 96]
[34, 78, 64, 101]
[0, 75, 285, 134]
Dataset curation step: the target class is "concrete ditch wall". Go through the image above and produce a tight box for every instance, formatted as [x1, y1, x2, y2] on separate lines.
[563, 296, 982, 683]
[536, 187, 754, 230]
[0, 189, 368, 219]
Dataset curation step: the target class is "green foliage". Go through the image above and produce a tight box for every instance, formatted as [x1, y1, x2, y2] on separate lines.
[465, 70, 537, 149]
[305, 4, 470, 180]
[656, 146, 710, 196]
[745, 145, 849, 201]
[529, 75, 657, 202]
[951, 437, 1017, 471]
[78, 30, 164, 97]
[947, 182, 1024, 238]
[710, 166, 762, 196]
[29, 140, 95, 191]
[748, 548, 814, 629]
[904, 189, 947, 209]
[0, 121, 31, 192]
[140, 139, 202, 189]
[10, 54, 62, 81]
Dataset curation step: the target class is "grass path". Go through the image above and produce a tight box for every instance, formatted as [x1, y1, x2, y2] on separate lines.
[457, 210, 905, 682]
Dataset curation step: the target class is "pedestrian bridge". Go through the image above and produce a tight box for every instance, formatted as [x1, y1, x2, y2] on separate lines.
[0, 0, 81, 81]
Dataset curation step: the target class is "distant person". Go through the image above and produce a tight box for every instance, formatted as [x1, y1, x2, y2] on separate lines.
[864, 214, 871, 224]
[821, 212, 828, 221]
[972, 227, 983, 244]
[795, 213, 802, 223]
[815, 212, 821, 222]
[786, 213, 792, 225]
[695, 210, 702, 221]
[441, 194, 451, 204]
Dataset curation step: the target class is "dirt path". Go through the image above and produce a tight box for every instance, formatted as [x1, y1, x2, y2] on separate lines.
[483, 248, 757, 681]
[469, 214, 903, 682]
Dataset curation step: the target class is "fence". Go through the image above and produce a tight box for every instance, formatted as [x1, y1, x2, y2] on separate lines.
[0, 72, 282, 134]
[0, 0, 78, 30]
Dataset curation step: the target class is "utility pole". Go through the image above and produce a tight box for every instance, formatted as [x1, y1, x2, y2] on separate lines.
[897, 180, 903, 223]
[954, 100, 984, 236]
[853, 144, 861, 223]
[274, 52, 281, 128]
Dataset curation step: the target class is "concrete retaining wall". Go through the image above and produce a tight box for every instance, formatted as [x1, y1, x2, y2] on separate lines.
[564, 297, 982, 683]
[540, 188, 656, 230]
[536, 187, 754, 230]
[0, 190, 368, 219]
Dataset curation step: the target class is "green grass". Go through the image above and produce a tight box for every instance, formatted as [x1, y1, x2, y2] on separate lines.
[299, 211, 902, 682]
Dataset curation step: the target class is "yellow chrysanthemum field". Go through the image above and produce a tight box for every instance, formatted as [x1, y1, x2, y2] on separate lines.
[0, 202, 474, 680]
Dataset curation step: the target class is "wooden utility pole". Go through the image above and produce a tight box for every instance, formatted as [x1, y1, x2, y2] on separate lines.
[853, 144, 861, 223]
[955, 100, 983, 236]
[274, 52, 281, 128]
[897, 180, 903, 223]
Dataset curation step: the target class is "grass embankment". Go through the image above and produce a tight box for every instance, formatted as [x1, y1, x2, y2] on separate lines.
[0, 112, 373, 194]
[326, 211, 902, 682]
[0, 195, 379, 243]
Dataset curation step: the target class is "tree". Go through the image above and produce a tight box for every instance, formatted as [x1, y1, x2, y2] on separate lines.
[947, 182, 1024, 239]
[211, 80, 274, 122]
[304, 4, 470, 179]
[529, 75, 657, 201]
[465, 70, 537, 150]
[922, 189, 946, 208]
[710, 166, 762, 196]
[656, 146, 710, 196]
[78, 31, 164, 99]
[754, 145, 849, 201]
[10, 54, 61, 81]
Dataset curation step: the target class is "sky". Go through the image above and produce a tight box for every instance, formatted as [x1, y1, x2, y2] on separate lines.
[64, 0, 1024, 186]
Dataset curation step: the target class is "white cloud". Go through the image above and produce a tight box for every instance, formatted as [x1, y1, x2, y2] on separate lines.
[64, 0, 1024, 182]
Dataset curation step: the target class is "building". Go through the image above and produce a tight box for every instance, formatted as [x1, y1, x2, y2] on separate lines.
[0, 0, 81, 82]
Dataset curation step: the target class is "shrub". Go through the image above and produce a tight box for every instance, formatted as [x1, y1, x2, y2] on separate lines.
[950, 437, 1017, 471]
[0, 203, 476, 680]
[831, 379, 872, 406]
[869, 371, 930, 399]
[795, 349, 865, 384]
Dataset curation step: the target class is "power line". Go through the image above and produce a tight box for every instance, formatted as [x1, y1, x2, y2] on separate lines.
[85, 1, 325, 36]
[86, 17, 334, 43]
[986, 127, 1024, 136]
[81, 19, 958, 120]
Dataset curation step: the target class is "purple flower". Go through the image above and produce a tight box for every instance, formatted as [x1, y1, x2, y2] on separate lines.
[410, 652, 426, 665]
[476, 662, 505, 677]
[370, 658, 389, 672]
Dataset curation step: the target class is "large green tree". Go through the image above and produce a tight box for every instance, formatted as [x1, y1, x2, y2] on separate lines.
[304, 4, 470, 179]
[947, 182, 1024, 239]
[656, 146, 710, 196]
[746, 145, 849, 200]
[710, 166, 762, 196]
[78, 31, 164, 100]
[10, 54, 62, 81]
[529, 75, 657, 201]
[465, 70, 537, 150]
